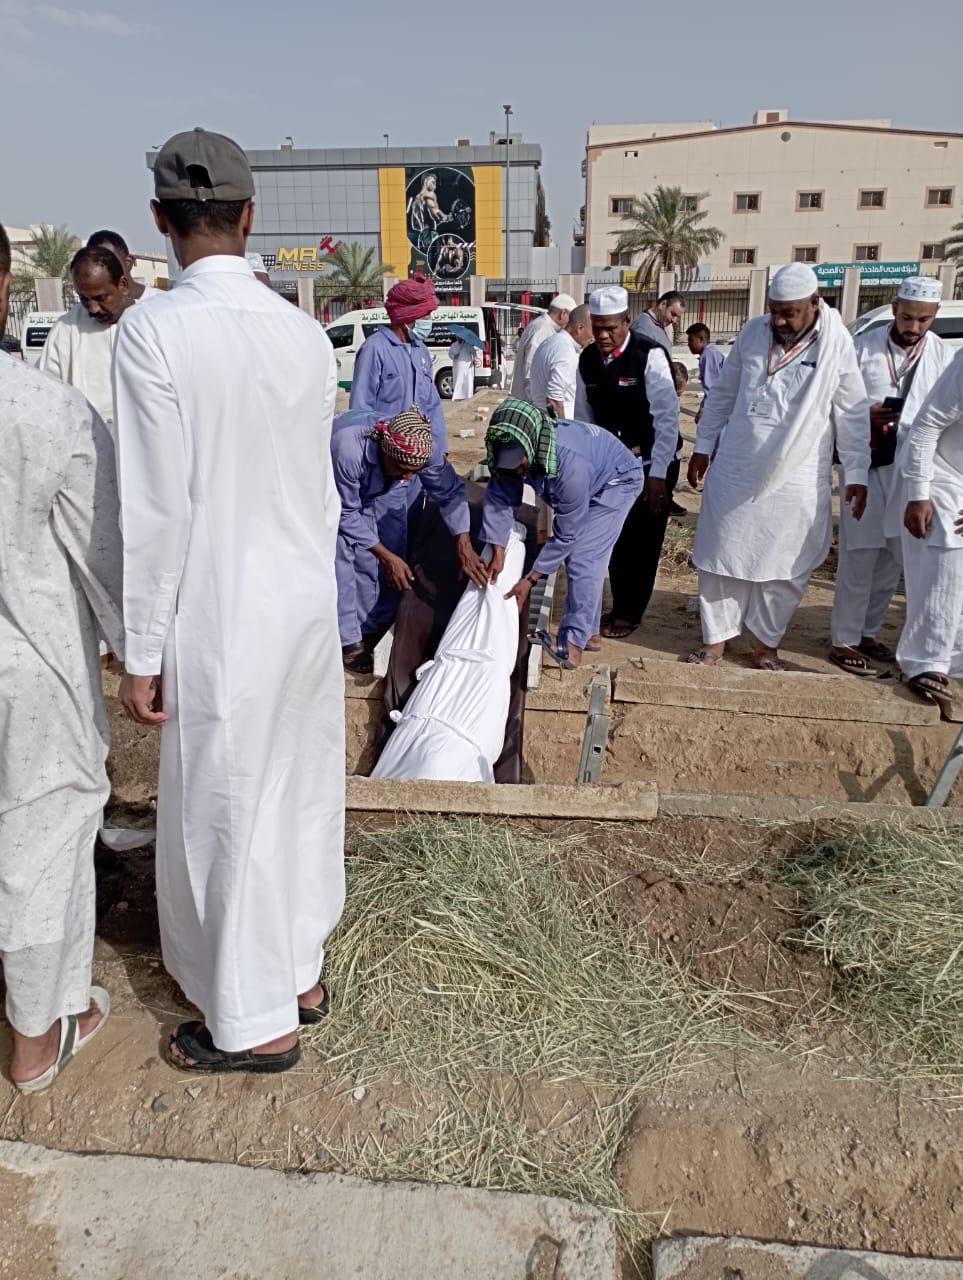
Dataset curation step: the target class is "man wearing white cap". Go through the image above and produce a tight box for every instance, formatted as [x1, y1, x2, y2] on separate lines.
[529, 303, 593, 419]
[830, 276, 953, 675]
[509, 293, 578, 401]
[687, 263, 869, 669]
[574, 284, 681, 636]
[898, 350, 963, 714]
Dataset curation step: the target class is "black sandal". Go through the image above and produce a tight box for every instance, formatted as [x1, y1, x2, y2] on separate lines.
[828, 647, 875, 677]
[167, 1021, 301, 1075]
[298, 984, 330, 1026]
[342, 643, 374, 675]
[907, 672, 954, 716]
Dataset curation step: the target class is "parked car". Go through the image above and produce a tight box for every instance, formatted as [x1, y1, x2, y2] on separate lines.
[325, 304, 501, 398]
[849, 299, 963, 352]
[20, 311, 66, 365]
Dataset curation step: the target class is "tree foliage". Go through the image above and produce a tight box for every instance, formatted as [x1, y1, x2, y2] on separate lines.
[27, 224, 80, 281]
[612, 187, 725, 291]
[315, 242, 393, 309]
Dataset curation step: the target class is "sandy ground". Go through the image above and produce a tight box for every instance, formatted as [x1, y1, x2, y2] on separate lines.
[1, 818, 961, 1274]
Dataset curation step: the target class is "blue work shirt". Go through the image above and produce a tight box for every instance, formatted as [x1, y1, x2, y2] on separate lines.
[349, 326, 448, 461]
[699, 343, 726, 395]
[480, 419, 643, 576]
[331, 410, 469, 545]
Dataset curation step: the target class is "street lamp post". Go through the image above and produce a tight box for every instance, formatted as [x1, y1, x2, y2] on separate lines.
[503, 104, 513, 307]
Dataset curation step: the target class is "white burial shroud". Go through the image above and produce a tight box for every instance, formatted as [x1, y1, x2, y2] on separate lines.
[371, 522, 527, 783]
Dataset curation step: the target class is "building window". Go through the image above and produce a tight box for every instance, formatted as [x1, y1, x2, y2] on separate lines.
[730, 247, 757, 266]
[858, 189, 886, 209]
[797, 191, 824, 211]
[681, 194, 700, 213]
[793, 246, 819, 264]
[734, 192, 761, 212]
[854, 244, 881, 262]
[623, 149, 639, 158]
[921, 242, 946, 261]
[927, 187, 954, 207]
[609, 249, 634, 267]
[610, 196, 634, 216]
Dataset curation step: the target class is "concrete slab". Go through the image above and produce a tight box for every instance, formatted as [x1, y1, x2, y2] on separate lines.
[660, 792, 963, 826]
[346, 776, 659, 819]
[654, 1234, 963, 1278]
[614, 659, 940, 726]
[0, 1139, 617, 1280]
[526, 665, 608, 712]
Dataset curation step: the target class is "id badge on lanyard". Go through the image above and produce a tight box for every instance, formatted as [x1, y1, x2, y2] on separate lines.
[748, 391, 777, 422]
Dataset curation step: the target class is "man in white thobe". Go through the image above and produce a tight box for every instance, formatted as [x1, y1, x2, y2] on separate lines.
[688, 263, 870, 669]
[898, 350, 963, 713]
[39, 244, 139, 427]
[449, 336, 478, 400]
[509, 292, 577, 401]
[830, 277, 954, 675]
[114, 128, 345, 1074]
[529, 303, 593, 419]
[0, 221, 123, 1092]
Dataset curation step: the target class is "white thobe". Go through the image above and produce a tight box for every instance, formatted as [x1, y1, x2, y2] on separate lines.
[449, 339, 477, 400]
[897, 350, 963, 677]
[510, 313, 558, 400]
[0, 360, 124, 1036]
[530, 328, 580, 419]
[39, 286, 161, 426]
[832, 326, 954, 647]
[694, 304, 869, 645]
[113, 255, 345, 1053]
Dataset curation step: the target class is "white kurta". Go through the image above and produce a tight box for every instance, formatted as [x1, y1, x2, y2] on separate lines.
[510, 313, 558, 401]
[113, 255, 345, 1052]
[529, 328, 580, 418]
[0, 360, 124, 1034]
[39, 302, 117, 425]
[449, 339, 476, 400]
[846, 326, 955, 548]
[897, 351, 963, 676]
[694, 304, 870, 582]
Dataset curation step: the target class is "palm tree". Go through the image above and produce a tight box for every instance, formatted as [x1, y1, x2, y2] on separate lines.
[612, 187, 725, 291]
[315, 242, 393, 310]
[945, 217, 963, 267]
[27, 224, 80, 281]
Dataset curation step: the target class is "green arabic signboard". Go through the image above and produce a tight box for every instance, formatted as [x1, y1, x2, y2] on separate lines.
[814, 261, 921, 287]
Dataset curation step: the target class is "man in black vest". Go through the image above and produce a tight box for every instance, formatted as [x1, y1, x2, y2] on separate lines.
[574, 285, 682, 638]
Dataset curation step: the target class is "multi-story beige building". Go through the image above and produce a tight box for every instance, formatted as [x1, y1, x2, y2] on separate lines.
[584, 110, 962, 283]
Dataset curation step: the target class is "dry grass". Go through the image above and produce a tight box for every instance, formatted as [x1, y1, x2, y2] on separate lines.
[658, 518, 696, 573]
[782, 822, 963, 1085]
[304, 818, 756, 1267]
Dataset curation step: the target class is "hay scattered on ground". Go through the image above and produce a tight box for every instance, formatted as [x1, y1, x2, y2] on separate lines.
[311, 819, 744, 1090]
[304, 819, 755, 1266]
[782, 823, 963, 1084]
[659, 518, 695, 572]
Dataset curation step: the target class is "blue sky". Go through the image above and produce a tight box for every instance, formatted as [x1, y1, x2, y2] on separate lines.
[2, 0, 961, 255]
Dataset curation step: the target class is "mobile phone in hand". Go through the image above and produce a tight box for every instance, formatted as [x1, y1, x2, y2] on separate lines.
[882, 396, 904, 415]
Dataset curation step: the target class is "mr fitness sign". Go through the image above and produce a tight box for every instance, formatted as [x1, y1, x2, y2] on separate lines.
[261, 236, 343, 273]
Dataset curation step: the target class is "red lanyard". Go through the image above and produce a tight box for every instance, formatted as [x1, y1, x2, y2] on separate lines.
[767, 327, 818, 380]
[885, 333, 925, 389]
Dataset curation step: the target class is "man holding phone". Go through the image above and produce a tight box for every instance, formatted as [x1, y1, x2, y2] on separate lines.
[830, 277, 954, 675]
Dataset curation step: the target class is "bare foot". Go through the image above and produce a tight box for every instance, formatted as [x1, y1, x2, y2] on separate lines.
[753, 646, 785, 671]
[298, 982, 326, 1011]
[10, 998, 105, 1085]
[566, 643, 584, 668]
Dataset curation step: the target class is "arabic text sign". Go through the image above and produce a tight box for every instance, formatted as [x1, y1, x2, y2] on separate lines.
[814, 261, 921, 288]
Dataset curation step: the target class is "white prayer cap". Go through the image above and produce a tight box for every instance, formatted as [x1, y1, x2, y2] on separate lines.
[550, 292, 579, 313]
[589, 285, 629, 316]
[769, 263, 820, 301]
[897, 276, 942, 304]
[246, 252, 267, 273]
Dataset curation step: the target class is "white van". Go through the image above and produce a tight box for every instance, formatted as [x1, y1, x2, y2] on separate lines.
[325, 304, 500, 398]
[21, 311, 65, 366]
[849, 300, 963, 352]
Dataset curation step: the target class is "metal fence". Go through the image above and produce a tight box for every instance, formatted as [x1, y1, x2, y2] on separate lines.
[7, 293, 37, 339]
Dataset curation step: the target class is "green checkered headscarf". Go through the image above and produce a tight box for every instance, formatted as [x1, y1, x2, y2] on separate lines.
[485, 398, 558, 479]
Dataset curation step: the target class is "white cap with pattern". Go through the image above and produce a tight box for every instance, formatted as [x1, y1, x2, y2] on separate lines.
[589, 285, 629, 316]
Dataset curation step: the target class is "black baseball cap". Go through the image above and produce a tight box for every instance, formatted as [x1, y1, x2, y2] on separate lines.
[153, 127, 255, 202]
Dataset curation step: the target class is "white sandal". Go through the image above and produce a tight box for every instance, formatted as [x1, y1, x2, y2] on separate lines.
[16, 987, 111, 1094]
